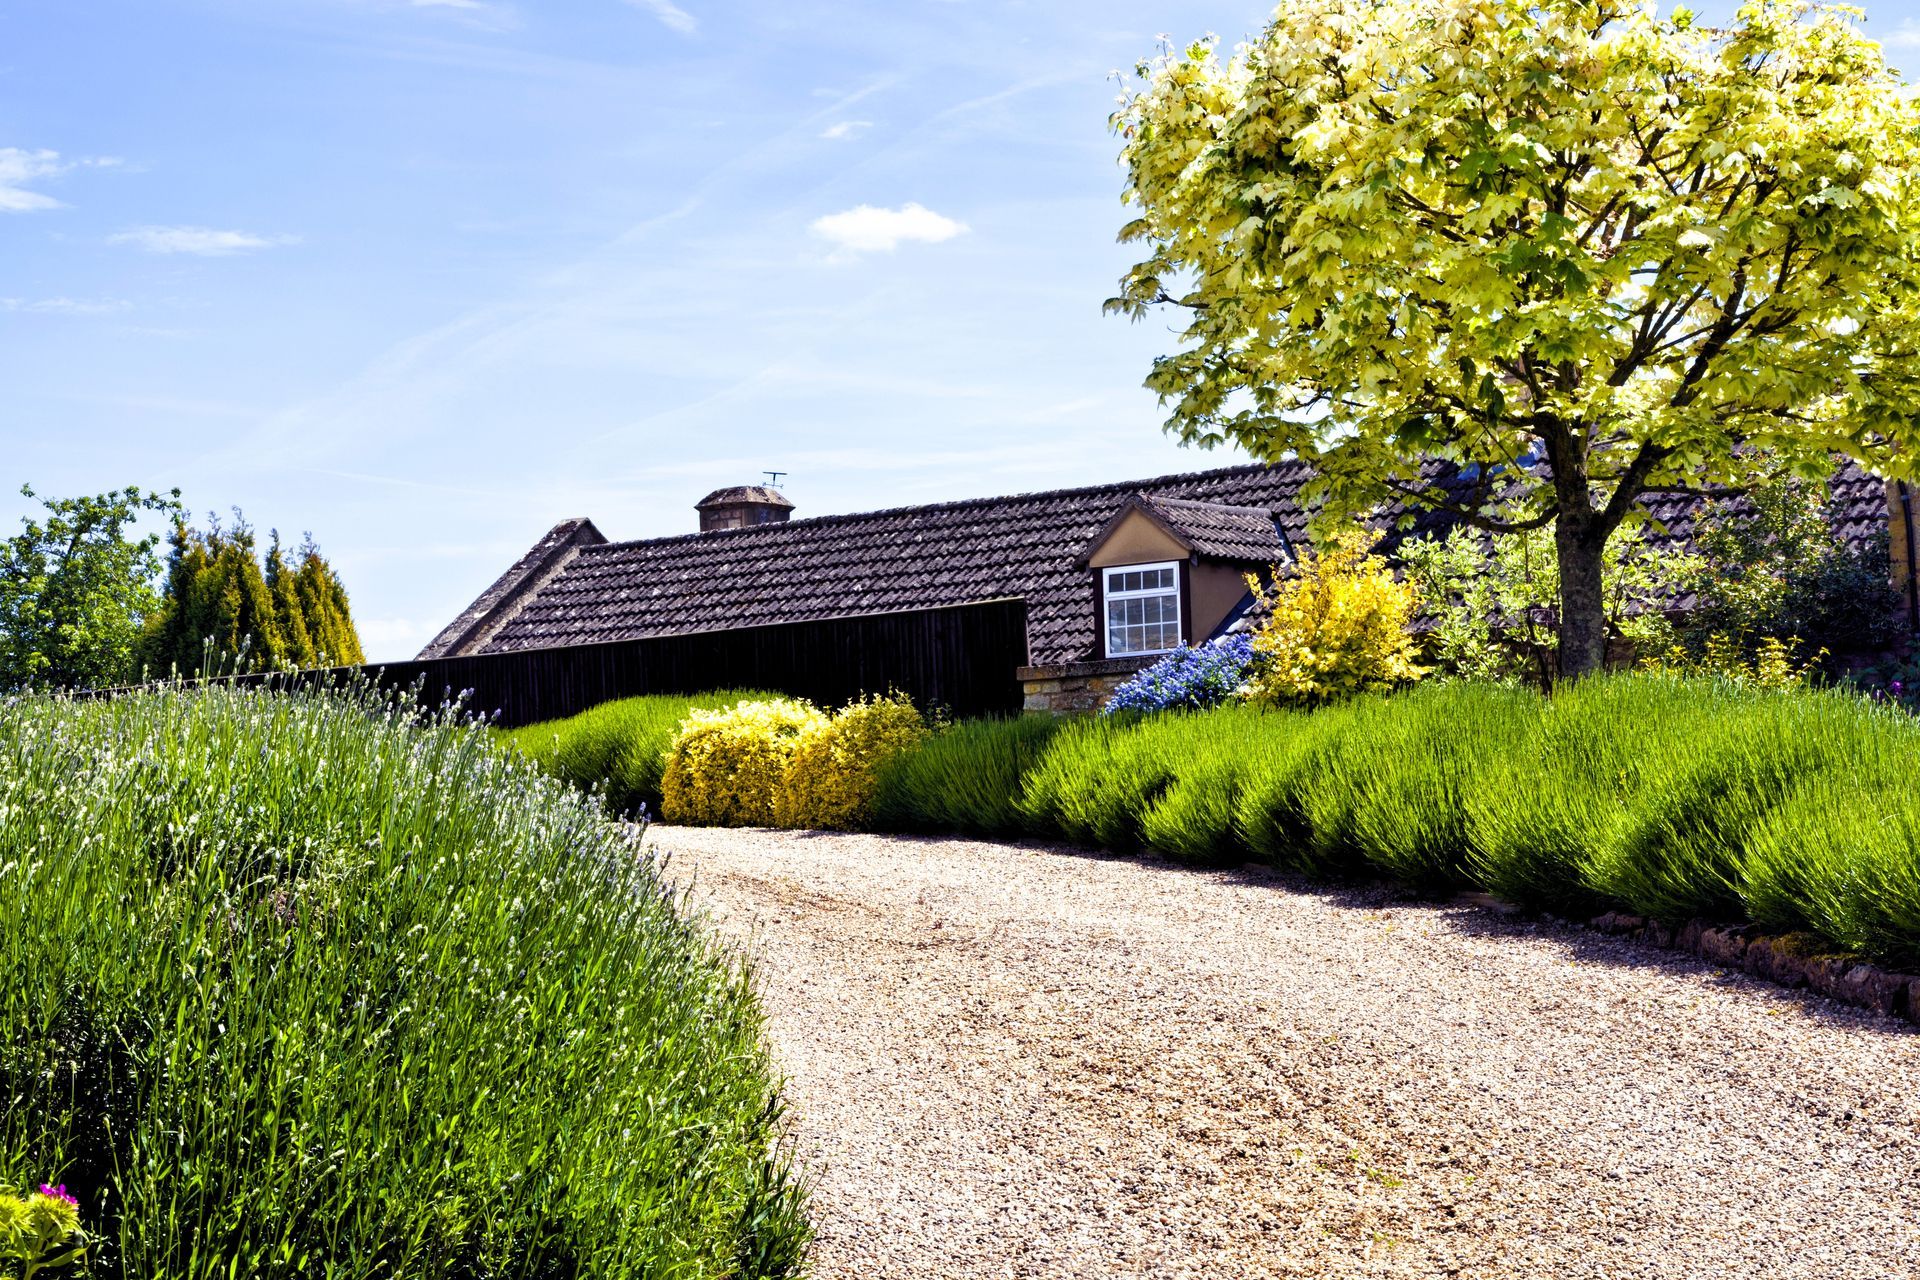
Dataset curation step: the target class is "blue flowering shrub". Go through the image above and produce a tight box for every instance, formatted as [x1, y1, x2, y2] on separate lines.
[1102, 635, 1254, 715]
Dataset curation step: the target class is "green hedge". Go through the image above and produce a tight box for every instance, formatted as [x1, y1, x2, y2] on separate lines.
[1, 683, 808, 1279]
[870, 676, 1920, 969]
[501, 689, 773, 816]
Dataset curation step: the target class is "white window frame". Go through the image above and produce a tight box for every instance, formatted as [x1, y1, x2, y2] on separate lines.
[1102, 560, 1183, 657]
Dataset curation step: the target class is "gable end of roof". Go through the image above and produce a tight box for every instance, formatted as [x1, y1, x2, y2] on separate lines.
[416, 517, 608, 659]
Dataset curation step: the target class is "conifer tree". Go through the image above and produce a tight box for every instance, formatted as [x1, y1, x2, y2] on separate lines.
[139, 514, 365, 674]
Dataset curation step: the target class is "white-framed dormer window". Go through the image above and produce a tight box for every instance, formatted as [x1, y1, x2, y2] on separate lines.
[1103, 561, 1182, 656]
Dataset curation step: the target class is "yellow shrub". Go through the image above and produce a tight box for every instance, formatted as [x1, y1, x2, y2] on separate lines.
[1639, 633, 1825, 690]
[772, 693, 930, 830]
[1242, 529, 1424, 706]
[659, 697, 828, 826]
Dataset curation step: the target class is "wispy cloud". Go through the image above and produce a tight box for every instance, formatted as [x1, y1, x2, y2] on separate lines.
[411, 0, 485, 7]
[1887, 19, 1920, 48]
[820, 120, 872, 140]
[0, 296, 133, 316]
[109, 226, 301, 256]
[809, 202, 968, 255]
[0, 148, 119, 213]
[624, 0, 696, 35]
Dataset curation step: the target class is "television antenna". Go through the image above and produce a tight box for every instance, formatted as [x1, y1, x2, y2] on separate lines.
[764, 470, 787, 487]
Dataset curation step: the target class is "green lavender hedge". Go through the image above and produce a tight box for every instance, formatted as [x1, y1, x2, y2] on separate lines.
[872, 676, 1920, 970]
[501, 689, 773, 816]
[0, 682, 808, 1280]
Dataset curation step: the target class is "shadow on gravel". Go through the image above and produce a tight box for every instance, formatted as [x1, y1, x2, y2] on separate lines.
[831, 827, 1919, 1038]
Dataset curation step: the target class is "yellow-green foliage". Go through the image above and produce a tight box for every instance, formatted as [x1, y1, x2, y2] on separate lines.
[1242, 531, 1423, 706]
[771, 694, 930, 831]
[501, 690, 771, 816]
[1639, 634, 1824, 690]
[659, 697, 827, 827]
[0, 1183, 86, 1277]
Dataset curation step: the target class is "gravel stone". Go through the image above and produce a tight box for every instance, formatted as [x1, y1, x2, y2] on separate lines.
[649, 825, 1920, 1279]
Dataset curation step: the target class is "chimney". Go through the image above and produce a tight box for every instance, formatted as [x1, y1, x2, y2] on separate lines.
[696, 485, 794, 533]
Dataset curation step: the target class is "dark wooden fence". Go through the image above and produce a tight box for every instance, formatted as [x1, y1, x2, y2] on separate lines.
[213, 598, 1030, 727]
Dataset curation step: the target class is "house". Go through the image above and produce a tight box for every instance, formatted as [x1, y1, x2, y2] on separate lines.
[422, 461, 1915, 714]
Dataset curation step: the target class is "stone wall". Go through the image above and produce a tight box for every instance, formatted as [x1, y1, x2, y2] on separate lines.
[1016, 656, 1153, 715]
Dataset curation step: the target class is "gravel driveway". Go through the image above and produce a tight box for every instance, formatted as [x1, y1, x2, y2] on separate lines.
[649, 825, 1920, 1280]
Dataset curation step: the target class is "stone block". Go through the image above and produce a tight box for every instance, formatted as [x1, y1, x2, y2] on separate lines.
[1698, 927, 1748, 968]
[1834, 965, 1908, 1016]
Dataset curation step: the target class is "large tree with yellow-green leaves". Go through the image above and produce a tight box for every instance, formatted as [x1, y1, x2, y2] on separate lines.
[1111, 0, 1920, 676]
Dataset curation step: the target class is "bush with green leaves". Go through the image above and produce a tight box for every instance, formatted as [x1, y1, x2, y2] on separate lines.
[0, 681, 809, 1280]
[1678, 475, 1902, 662]
[502, 689, 773, 816]
[1400, 520, 1692, 685]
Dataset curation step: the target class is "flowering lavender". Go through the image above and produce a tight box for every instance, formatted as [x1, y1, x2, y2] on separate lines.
[1102, 635, 1255, 715]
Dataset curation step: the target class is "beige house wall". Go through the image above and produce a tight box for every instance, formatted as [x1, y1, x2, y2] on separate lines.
[1087, 511, 1186, 568]
[1189, 562, 1254, 643]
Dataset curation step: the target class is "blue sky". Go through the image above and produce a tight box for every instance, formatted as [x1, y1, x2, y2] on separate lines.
[4, 0, 1918, 660]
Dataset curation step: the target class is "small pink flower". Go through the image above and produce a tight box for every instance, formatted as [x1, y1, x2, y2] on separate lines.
[37, 1183, 77, 1206]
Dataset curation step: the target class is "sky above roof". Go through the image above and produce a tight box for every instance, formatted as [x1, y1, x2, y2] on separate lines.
[4, 0, 1918, 660]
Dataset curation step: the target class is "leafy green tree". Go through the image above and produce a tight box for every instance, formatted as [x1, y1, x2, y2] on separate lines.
[1402, 520, 1697, 686]
[0, 485, 182, 690]
[1112, 0, 1920, 677]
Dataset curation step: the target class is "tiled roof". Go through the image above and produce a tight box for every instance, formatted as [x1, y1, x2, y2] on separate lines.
[417, 517, 606, 660]
[439, 462, 1319, 666]
[425, 459, 1892, 667]
[1127, 494, 1292, 564]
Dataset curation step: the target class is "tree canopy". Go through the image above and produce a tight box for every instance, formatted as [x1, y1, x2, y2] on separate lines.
[1112, 0, 1920, 674]
[138, 515, 366, 677]
[0, 485, 182, 691]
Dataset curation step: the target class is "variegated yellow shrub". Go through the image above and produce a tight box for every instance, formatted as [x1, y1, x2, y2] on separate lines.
[1242, 530, 1424, 707]
[772, 693, 930, 831]
[659, 697, 827, 826]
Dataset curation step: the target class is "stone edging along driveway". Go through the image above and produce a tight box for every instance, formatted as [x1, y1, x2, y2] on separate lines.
[1557, 901, 1920, 1024]
[651, 825, 1920, 1280]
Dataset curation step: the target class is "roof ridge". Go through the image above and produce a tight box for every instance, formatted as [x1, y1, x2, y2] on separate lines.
[1136, 494, 1279, 515]
[576, 460, 1299, 553]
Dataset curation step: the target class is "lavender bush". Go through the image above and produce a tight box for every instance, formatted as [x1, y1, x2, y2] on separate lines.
[1103, 635, 1255, 715]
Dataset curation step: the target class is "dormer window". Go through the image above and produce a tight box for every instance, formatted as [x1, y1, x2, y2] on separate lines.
[1104, 562, 1182, 656]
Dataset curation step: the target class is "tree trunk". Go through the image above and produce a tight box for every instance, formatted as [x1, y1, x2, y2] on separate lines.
[1555, 518, 1608, 680]
[1542, 417, 1612, 682]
